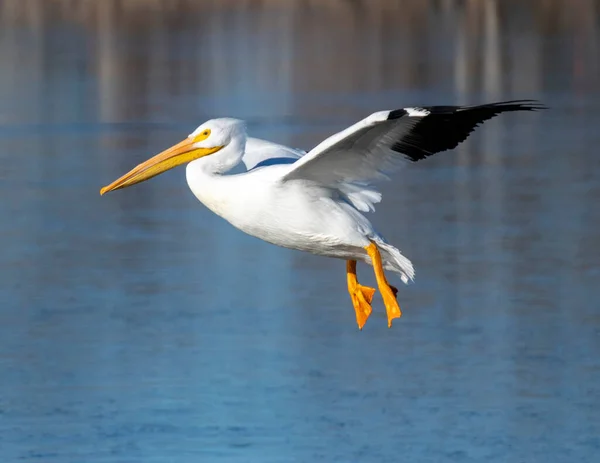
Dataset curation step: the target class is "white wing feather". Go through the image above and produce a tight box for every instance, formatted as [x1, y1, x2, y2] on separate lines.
[280, 110, 419, 186]
[242, 137, 305, 171]
[277, 110, 417, 212]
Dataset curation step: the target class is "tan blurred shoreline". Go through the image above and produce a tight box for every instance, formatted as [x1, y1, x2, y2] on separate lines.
[2, 0, 598, 36]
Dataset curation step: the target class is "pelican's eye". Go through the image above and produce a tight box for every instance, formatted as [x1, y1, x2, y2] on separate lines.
[193, 128, 211, 143]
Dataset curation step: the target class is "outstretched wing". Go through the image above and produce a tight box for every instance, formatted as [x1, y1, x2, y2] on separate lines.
[281, 100, 545, 185]
[242, 137, 305, 171]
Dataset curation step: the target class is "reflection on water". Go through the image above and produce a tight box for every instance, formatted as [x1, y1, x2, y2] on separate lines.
[1, 1, 599, 462]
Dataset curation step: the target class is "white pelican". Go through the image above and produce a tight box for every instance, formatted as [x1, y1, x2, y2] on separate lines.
[101, 100, 544, 330]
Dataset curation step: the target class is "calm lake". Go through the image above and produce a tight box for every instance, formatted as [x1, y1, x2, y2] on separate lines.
[1, 1, 599, 462]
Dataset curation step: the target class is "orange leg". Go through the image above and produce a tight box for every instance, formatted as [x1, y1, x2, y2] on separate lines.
[346, 260, 376, 330]
[365, 242, 402, 328]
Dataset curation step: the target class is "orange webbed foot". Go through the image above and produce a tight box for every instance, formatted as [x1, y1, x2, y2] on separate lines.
[365, 243, 403, 328]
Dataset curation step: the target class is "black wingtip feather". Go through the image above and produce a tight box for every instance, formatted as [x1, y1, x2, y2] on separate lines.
[459, 99, 547, 112]
[386, 100, 546, 122]
[386, 99, 546, 162]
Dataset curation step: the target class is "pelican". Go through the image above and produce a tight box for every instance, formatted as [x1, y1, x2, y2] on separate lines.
[101, 100, 544, 329]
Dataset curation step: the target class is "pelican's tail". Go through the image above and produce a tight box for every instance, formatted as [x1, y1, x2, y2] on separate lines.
[369, 235, 415, 284]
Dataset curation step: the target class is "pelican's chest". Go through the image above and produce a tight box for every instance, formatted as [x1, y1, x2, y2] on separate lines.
[187, 168, 276, 227]
[186, 167, 332, 250]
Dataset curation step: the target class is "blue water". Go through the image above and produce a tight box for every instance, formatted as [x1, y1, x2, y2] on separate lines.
[1, 1, 599, 462]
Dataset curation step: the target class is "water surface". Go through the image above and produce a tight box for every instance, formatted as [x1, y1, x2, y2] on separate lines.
[1, 1, 599, 462]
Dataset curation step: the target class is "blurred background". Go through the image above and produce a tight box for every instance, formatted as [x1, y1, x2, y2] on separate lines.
[1, 0, 599, 462]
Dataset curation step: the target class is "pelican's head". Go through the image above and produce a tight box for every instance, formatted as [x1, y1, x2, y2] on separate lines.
[100, 118, 246, 195]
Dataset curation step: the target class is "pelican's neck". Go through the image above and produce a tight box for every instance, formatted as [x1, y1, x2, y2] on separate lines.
[185, 133, 246, 217]
[199, 134, 245, 174]
[185, 158, 238, 219]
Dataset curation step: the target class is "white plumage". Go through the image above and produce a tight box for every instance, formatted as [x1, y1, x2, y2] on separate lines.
[242, 137, 304, 170]
[101, 100, 544, 329]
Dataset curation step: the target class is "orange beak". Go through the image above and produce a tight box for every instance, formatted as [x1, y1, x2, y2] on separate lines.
[100, 138, 223, 195]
